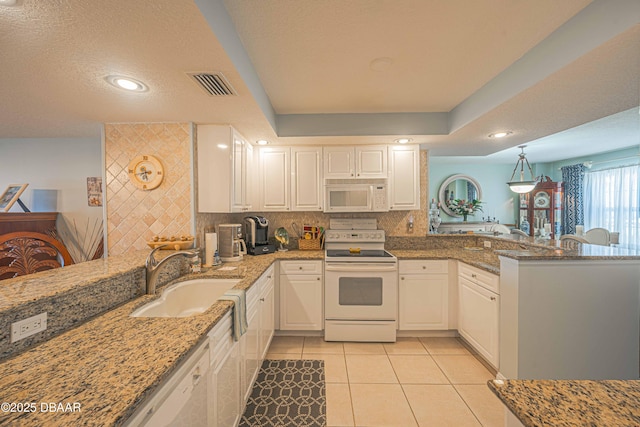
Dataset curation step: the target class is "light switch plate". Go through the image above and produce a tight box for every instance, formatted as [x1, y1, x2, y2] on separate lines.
[483, 240, 491, 248]
[11, 312, 47, 343]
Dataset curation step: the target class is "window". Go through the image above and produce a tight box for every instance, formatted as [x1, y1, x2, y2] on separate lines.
[584, 165, 639, 249]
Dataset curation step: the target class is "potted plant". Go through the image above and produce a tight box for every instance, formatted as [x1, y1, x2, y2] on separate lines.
[448, 199, 483, 222]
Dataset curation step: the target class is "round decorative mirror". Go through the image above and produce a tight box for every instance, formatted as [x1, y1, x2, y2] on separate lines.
[438, 174, 483, 217]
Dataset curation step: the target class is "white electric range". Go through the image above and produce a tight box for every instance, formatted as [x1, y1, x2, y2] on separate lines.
[323, 219, 398, 342]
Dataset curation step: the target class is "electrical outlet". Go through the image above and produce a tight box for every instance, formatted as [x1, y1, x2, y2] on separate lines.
[483, 240, 491, 248]
[11, 312, 47, 343]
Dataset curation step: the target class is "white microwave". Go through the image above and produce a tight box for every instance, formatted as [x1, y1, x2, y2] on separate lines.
[324, 182, 388, 213]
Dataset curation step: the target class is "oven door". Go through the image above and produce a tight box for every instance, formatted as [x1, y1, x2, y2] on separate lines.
[324, 262, 397, 321]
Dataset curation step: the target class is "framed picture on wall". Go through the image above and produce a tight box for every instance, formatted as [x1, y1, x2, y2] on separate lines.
[0, 183, 29, 212]
[87, 177, 103, 207]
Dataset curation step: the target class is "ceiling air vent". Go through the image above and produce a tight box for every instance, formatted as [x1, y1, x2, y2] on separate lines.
[188, 72, 237, 96]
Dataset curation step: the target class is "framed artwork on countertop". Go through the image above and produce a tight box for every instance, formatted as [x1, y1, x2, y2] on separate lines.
[0, 183, 29, 212]
[87, 177, 103, 207]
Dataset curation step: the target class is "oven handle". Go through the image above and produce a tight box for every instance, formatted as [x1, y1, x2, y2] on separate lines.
[325, 263, 398, 272]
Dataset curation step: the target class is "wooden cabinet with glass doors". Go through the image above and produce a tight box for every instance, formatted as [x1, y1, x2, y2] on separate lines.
[518, 178, 564, 239]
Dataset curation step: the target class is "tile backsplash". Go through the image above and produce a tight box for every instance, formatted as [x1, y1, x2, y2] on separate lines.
[105, 123, 193, 256]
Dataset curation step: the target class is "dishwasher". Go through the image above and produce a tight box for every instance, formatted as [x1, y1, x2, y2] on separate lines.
[124, 341, 210, 427]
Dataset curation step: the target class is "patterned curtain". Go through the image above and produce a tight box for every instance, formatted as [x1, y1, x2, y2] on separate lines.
[561, 164, 586, 235]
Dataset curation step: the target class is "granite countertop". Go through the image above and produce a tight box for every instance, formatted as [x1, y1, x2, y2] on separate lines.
[488, 379, 640, 427]
[495, 243, 640, 261]
[0, 251, 150, 312]
[391, 248, 500, 274]
[1, 241, 638, 426]
[0, 250, 323, 427]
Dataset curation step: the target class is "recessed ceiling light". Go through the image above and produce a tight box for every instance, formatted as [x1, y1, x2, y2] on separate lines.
[394, 138, 412, 144]
[256, 140, 269, 145]
[489, 131, 513, 139]
[105, 75, 148, 92]
[217, 144, 228, 149]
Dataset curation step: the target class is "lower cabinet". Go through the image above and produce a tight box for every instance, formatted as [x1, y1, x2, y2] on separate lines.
[123, 341, 211, 427]
[398, 260, 449, 330]
[458, 262, 499, 368]
[209, 313, 241, 427]
[241, 279, 261, 405]
[279, 261, 323, 331]
[258, 266, 275, 359]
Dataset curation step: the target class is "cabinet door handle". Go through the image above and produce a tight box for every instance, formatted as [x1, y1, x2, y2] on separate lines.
[299, 266, 303, 270]
[260, 298, 265, 302]
[490, 296, 496, 301]
[401, 276, 405, 280]
[471, 273, 477, 278]
[192, 373, 202, 385]
[422, 266, 427, 269]
[316, 277, 320, 280]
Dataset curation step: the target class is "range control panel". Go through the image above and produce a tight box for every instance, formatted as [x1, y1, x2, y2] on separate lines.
[324, 230, 385, 243]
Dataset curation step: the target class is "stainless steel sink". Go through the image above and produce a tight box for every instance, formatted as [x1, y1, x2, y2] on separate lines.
[130, 278, 240, 318]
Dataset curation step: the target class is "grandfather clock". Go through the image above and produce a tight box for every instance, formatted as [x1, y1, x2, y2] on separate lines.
[518, 177, 564, 239]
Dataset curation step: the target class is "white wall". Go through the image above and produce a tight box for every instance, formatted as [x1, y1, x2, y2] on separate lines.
[0, 137, 104, 261]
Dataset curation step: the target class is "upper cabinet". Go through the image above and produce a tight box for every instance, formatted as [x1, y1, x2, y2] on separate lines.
[388, 145, 420, 211]
[258, 147, 290, 211]
[323, 146, 387, 179]
[198, 136, 419, 213]
[291, 147, 323, 211]
[258, 146, 323, 212]
[197, 125, 253, 213]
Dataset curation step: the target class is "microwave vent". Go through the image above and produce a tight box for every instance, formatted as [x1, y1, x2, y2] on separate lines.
[188, 72, 237, 96]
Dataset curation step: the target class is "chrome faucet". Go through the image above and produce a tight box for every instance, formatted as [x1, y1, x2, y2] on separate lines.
[145, 245, 200, 294]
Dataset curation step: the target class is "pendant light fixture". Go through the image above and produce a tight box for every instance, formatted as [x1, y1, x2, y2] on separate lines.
[507, 146, 538, 193]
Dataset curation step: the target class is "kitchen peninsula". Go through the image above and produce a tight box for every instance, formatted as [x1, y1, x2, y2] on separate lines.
[0, 234, 638, 426]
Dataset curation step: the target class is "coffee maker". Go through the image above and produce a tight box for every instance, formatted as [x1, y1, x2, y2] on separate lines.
[244, 216, 276, 255]
[217, 224, 247, 262]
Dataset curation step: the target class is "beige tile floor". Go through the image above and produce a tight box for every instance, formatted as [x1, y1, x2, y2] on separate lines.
[266, 336, 506, 427]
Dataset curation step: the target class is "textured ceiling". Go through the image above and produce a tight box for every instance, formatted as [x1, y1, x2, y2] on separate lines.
[0, 0, 638, 163]
[222, 0, 591, 113]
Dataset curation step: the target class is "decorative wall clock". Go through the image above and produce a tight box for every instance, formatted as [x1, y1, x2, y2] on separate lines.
[534, 191, 550, 208]
[127, 155, 164, 190]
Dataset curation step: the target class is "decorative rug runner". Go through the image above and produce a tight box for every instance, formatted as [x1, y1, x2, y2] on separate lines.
[239, 359, 327, 427]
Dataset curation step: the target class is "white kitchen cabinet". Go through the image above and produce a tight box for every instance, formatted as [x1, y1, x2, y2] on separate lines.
[209, 313, 241, 427]
[398, 260, 448, 330]
[197, 125, 253, 213]
[258, 147, 290, 211]
[458, 262, 499, 294]
[388, 145, 420, 211]
[233, 140, 253, 212]
[241, 280, 260, 405]
[259, 266, 275, 359]
[291, 147, 323, 211]
[323, 146, 387, 179]
[123, 341, 210, 427]
[279, 260, 323, 331]
[257, 146, 323, 212]
[240, 265, 274, 413]
[458, 262, 499, 368]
